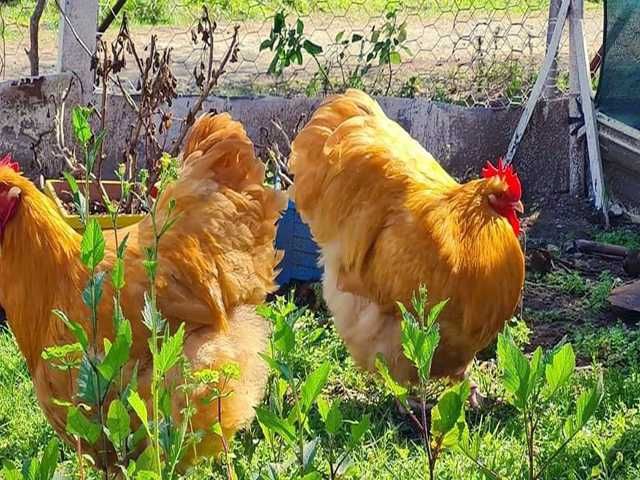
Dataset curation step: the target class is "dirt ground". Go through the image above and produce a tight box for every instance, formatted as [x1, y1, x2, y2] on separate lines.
[1, 9, 604, 98]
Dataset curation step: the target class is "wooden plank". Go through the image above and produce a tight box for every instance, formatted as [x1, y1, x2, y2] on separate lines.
[597, 112, 640, 142]
[568, 0, 585, 195]
[505, 0, 571, 165]
[609, 280, 640, 316]
[544, 0, 562, 98]
[570, 0, 607, 215]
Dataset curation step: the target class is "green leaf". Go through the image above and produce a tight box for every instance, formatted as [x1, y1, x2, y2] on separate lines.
[81, 219, 105, 270]
[128, 391, 149, 433]
[325, 401, 343, 435]
[52, 310, 88, 350]
[256, 407, 296, 445]
[431, 381, 469, 448]
[497, 333, 531, 409]
[62, 172, 87, 221]
[300, 473, 321, 480]
[112, 258, 125, 290]
[66, 407, 101, 444]
[156, 323, 185, 375]
[117, 233, 130, 259]
[106, 399, 130, 447]
[351, 33, 363, 42]
[296, 19, 304, 35]
[388, 51, 402, 64]
[77, 355, 108, 405]
[136, 446, 159, 475]
[401, 313, 440, 382]
[335, 31, 344, 43]
[273, 11, 285, 33]
[71, 106, 92, 146]
[39, 438, 60, 480]
[86, 130, 106, 174]
[22, 459, 38, 480]
[564, 374, 603, 438]
[273, 316, 295, 355]
[375, 354, 408, 400]
[260, 39, 273, 51]
[300, 362, 331, 414]
[212, 421, 223, 437]
[0, 465, 22, 480]
[349, 415, 370, 445]
[527, 346, 545, 400]
[544, 343, 576, 399]
[427, 299, 449, 327]
[98, 319, 132, 381]
[316, 396, 329, 422]
[302, 39, 323, 56]
[303, 437, 320, 473]
[82, 271, 106, 309]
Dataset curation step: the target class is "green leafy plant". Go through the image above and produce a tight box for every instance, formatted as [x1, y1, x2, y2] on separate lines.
[461, 334, 604, 480]
[38, 109, 210, 479]
[260, 10, 327, 84]
[0, 438, 60, 480]
[376, 286, 467, 480]
[255, 297, 370, 479]
[306, 9, 410, 96]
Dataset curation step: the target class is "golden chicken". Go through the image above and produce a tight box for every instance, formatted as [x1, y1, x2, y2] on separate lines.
[290, 89, 525, 401]
[0, 113, 286, 466]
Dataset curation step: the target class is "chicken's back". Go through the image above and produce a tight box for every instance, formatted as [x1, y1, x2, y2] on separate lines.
[125, 113, 287, 333]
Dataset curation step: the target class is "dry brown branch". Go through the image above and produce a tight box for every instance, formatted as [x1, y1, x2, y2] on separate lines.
[169, 7, 239, 157]
[26, 0, 47, 76]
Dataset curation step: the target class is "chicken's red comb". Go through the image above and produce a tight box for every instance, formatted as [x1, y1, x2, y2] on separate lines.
[482, 157, 522, 200]
[0, 153, 19, 173]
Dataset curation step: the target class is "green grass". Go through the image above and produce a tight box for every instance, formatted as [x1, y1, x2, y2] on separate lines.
[2, 295, 640, 479]
[544, 270, 617, 312]
[594, 229, 640, 251]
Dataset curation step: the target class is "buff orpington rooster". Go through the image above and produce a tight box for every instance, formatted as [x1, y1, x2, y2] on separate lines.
[290, 89, 525, 404]
[0, 113, 286, 467]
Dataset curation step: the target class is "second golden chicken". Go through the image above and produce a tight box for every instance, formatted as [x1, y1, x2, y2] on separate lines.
[290, 89, 525, 400]
[0, 113, 286, 467]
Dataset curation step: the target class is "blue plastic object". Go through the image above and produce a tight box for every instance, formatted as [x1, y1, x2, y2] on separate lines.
[275, 200, 323, 286]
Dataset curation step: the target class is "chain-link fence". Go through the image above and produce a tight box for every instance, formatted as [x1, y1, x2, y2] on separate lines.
[1, 0, 604, 108]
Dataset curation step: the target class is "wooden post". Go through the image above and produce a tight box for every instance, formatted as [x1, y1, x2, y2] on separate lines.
[569, 0, 606, 217]
[568, 0, 585, 196]
[505, 0, 570, 165]
[57, 0, 98, 98]
[544, 0, 562, 98]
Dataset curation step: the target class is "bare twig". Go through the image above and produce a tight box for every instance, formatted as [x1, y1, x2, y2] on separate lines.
[26, 0, 48, 76]
[169, 8, 239, 157]
[52, 0, 93, 58]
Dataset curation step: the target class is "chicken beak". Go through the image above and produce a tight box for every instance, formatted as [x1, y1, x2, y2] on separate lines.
[513, 200, 524, 214]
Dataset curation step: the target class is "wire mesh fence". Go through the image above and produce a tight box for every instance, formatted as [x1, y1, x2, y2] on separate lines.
[0, 0, 604, 108]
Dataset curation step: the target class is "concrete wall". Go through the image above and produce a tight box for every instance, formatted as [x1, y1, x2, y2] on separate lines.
[0, 74, 570, 202]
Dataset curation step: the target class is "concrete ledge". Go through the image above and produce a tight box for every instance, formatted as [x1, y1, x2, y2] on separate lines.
[0, 74, 571, 202]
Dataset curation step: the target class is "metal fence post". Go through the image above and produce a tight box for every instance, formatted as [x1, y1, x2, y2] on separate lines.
[568, 0, 586, 197]
[56, 0, 98, 98]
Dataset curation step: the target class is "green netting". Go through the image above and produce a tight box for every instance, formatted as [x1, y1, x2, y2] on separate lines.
[596, 0, 640, 130]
